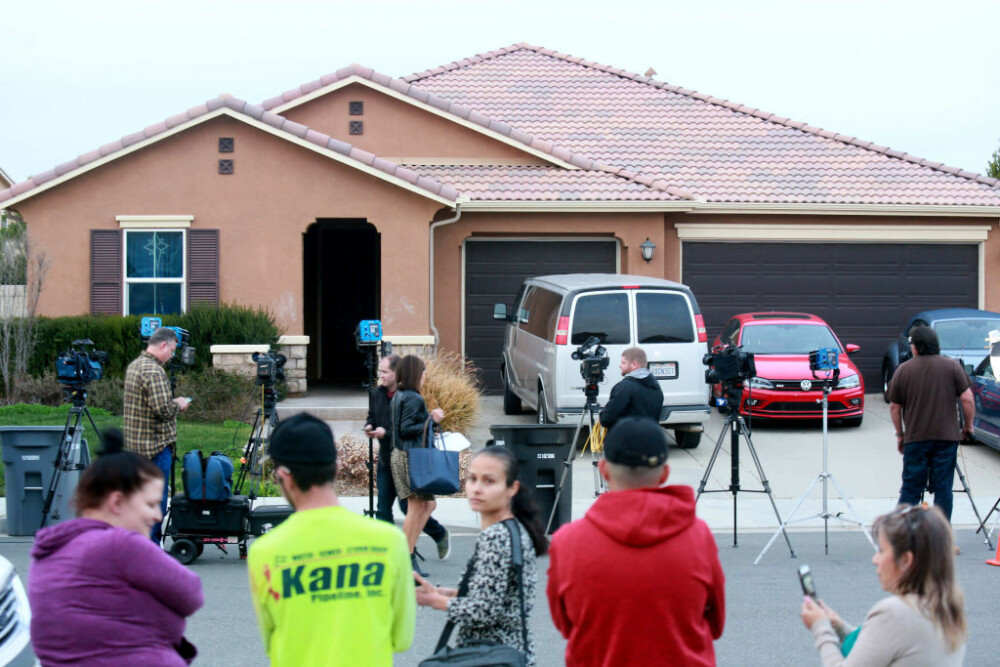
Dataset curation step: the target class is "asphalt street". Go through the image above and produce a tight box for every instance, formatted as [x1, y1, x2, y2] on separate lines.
[4, 395, 1000, 665]
[2, 524, 998, 666]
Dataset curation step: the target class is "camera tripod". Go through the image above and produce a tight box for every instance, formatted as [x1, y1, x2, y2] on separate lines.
[697, 384, 794, 554]
[235, 383, 280, 497]
[544, 383, 606, 535]
[755, 371, 874, 564]
[40, 387, 101, 527]
[361, 343, 380, 518]
[919, 451, 994, 551]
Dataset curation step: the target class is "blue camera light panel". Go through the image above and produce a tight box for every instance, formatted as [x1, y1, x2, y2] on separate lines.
[358, 320, 382, 343]
[809, 348, 839, 371]
[140, 316, 162, 338]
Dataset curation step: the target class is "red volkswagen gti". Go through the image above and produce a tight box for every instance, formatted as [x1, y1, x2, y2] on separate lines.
[711, 312, 865, 426]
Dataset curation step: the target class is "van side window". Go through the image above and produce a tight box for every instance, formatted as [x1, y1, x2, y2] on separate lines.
[571, 293, 629, 345]
[519, 287, 562, 340]
[636, 292, 695, 344]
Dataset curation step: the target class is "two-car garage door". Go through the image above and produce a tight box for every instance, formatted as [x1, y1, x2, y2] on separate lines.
[463, 238, 979, 393]
[682, 242, 978, 388]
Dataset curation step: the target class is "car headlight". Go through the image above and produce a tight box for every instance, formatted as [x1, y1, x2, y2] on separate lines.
[748, 377, 774, 390]
[838, 373, 861, 389]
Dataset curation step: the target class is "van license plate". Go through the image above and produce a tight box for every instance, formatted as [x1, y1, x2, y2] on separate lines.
[649, 362, 677, 379]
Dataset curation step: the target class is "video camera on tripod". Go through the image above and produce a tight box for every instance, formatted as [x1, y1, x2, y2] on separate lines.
[55, 339, 108, 389]
[572, 336, 609, 401]
[703, 343, 757, 408]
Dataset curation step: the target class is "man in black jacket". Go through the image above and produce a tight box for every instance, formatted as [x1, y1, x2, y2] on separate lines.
[364, 355, 451, 562]
[599, 347, 664, 430]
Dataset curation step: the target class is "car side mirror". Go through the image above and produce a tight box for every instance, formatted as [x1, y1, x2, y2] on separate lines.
[493, 304, 509, 321]
[845, 344, 860, 354]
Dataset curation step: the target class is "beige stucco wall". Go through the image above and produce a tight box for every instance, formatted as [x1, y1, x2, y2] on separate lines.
[280, 83, 547, 163]
[15, 115, 443, 336]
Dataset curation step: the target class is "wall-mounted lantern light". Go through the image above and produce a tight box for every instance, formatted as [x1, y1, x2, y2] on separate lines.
[640, 238, 656, 263]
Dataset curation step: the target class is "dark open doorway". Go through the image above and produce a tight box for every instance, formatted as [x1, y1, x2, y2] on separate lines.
[303, 220, 380, 385]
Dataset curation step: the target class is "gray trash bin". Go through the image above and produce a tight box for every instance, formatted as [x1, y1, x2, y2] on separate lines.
[1, 426, 90, 536]
[488, 424, 577, 534]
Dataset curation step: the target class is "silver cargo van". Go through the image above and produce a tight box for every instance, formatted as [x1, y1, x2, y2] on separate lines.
[493, 274, 711, 448]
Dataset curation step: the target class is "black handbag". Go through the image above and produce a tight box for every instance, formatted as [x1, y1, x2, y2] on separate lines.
[419, 519, 528, 667]
[407, 418, 461, 496]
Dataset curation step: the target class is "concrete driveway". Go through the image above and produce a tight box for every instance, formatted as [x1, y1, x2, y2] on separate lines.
[333, 392, 1000, 536]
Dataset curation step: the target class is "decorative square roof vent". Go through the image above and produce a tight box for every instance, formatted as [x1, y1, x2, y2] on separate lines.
[218, 159, 234, 174]
[218, 137, 234, 153]
[349, 121, 363, 135]
[349, 101, 364, 115]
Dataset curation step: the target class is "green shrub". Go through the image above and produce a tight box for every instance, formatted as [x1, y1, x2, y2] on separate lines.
[174, 367, 256, 423]
[173, 303, 281, 370]
[28, 304, 281, 378]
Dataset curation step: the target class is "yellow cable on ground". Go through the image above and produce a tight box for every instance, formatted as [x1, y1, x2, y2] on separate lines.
[587, 422, 607, 454]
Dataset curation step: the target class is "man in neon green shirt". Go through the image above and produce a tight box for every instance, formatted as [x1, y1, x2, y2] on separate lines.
[248, 413, 415, 665]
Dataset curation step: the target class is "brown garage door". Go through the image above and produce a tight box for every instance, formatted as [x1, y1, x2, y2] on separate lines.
[465, 239, 618, 393]
[682, 242, 978, 388]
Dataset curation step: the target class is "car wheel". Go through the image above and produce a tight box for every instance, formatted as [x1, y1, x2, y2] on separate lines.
[882, 364, 892, 404]
[170, 538, 199, 565]
[502, 367, 521, 415]
[537, 387, 550, 424]
[674, 430, 701, 449]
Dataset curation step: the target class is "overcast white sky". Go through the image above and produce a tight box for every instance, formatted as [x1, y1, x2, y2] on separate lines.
[2, 0, 997, 183]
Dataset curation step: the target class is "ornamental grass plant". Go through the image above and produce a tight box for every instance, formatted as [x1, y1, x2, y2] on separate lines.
[421, 351, 481, 435]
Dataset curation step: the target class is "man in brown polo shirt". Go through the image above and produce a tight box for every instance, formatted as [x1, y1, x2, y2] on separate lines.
[887, 325, 974, 522]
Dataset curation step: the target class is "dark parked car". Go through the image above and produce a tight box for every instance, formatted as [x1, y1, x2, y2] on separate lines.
[881, 309, 1000, 402]
[968, 354, 1000, 452]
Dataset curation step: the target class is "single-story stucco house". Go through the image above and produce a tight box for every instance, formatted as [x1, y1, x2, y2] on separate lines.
[2, 43, 999, 390]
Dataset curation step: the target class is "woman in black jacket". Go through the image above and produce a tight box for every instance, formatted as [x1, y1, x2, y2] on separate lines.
[390, 355, 445, 573]
[364, 355, 450, 561]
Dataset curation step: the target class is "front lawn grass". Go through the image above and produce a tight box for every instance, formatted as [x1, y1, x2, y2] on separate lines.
[0, 404, 255, 496]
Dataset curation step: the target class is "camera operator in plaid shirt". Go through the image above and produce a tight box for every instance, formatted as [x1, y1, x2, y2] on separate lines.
[123, 326, 191, 542]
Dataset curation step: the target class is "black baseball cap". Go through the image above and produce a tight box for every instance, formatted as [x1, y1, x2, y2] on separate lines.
[603, 417, 668, 468]
[268, 413, 336, 466]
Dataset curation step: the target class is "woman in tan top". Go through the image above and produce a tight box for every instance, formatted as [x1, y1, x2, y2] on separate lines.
[800, 504, 966, 666]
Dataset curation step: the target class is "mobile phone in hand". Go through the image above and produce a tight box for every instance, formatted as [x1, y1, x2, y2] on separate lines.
[798, 564, 817, 599]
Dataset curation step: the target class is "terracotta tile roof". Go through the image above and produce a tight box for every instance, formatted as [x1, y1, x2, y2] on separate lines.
[0, 95, 460, 205]
[406, 44, 1000, 206]
[408, 165, 688, 202]
[262, 64, 601, 171]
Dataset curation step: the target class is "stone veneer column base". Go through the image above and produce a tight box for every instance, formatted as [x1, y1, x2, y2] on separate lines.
[210, 335, 310, 396]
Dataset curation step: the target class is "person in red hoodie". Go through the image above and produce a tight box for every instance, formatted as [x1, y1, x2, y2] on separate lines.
[546, 417, 725, 667]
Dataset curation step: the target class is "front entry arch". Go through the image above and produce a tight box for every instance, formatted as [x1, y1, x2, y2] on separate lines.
[303, 219, 380, 384]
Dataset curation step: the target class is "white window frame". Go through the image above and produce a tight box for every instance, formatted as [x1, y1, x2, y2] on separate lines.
[122, 228, 187, 316]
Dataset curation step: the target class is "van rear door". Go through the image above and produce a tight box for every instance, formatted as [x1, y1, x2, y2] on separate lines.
[558, 290, 631, 412]
[634, 289, 706, 409]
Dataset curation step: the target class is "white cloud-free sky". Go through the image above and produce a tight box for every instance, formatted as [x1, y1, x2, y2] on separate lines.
[2, 0, 997, 183]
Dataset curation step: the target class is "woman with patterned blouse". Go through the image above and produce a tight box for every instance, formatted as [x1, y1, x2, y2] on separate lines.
[415, 446, 548, 665]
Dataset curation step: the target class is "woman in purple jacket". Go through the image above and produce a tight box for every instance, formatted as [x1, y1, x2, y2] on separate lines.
[28, 430, 204, 665]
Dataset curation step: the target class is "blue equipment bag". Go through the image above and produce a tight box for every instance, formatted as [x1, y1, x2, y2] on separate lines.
[182, 450, 233, 502]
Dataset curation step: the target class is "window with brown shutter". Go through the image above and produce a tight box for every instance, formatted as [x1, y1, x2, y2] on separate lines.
[187, 229, 219, 307]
